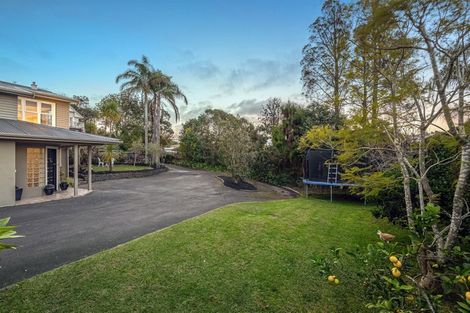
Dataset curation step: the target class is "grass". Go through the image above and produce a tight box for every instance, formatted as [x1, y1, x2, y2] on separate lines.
[0, 198, 407, 313]
[92, 164, 153, 172]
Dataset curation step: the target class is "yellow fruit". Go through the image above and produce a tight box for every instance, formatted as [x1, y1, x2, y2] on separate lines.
[334, 278, 340, 285]
[327, 275, 336, 282]
[391, 267, 401, 278]
[466, 291, 470, 301]
[468, 275, 470, 282]
[389, 256, 398, 263]
[394, 260, 402, 268]
[458, 276, 467, 283]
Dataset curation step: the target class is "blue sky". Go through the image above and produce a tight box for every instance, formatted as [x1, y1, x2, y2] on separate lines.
[1, 0, 323, 124]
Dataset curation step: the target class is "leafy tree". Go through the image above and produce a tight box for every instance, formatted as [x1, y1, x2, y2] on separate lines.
[97, 96, 121, 136]
[179, 109, 260, 174]
[219, 117, 257, 184]
[129, 140, 144, 166]
[115, 92, 144, 150]
[273, 102, 310, 175]
[304, 102, 337, 127]
[259, 97, 282, 135]
[301, 0, 352, 126]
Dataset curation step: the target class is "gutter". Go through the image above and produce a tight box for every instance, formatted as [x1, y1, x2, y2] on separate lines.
[0, 88, 78, 104]
[0, 134, 121, 145]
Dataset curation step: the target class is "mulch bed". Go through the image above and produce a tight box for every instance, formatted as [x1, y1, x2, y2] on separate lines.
[217, 176, 257, 191]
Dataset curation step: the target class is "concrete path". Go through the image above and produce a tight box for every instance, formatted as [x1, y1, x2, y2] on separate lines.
[0, 166, 292, 287]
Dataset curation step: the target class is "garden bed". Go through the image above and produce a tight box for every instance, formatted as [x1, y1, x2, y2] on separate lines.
[90, 165, 167, 182]
[217, 175, 257, 190]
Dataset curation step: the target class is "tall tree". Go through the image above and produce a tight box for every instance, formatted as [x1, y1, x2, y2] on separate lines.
[149, 71, 187, 165]
[116, 55, 154, 164]
[355, 0, 470, 292]
[301, 0, 352, 127]
[384, 0, 470, 251]
[259, 97, 282, 135]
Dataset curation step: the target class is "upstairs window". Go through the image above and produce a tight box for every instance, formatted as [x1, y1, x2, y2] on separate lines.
[17, 98, 56, 126]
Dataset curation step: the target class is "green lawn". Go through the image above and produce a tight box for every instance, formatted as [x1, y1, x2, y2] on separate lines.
[0, 198, 406, 313]
[92, 164, 152, 172]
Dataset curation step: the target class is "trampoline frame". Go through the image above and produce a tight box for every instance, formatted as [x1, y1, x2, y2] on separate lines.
[303, 179, 358, 202]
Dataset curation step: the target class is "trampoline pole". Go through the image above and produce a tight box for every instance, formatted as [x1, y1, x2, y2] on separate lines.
[305, 184, 308, 198]
[330, 185, 333, 202]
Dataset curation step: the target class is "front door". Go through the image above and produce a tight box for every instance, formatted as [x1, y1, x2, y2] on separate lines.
[46, 148, 57, 188]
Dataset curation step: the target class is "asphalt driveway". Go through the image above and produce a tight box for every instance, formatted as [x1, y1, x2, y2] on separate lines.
[0, 165, 292, 288]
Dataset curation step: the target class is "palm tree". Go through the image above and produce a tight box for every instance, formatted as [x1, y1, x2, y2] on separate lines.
[116, 56, 153, 164]
[98, 98, 121, 136]
[149, 71, 187, 165]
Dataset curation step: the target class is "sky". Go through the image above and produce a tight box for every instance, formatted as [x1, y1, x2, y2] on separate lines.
[0, 0, 323, 128]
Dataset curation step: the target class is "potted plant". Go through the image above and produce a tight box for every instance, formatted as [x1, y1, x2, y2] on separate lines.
[15, 186, 23, 201]
[44, 184, 55, 196]
[59, 171, 71, 191]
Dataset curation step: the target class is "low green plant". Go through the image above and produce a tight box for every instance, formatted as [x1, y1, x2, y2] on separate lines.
[0, 217, 22, 252]
[65, 177, 74, 187]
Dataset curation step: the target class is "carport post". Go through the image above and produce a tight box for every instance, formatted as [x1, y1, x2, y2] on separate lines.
[74, 144, 79, 196]
[87, 145, 92, 191]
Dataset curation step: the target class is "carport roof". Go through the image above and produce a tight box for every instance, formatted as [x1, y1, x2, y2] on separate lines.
[0, 118, 121, 145]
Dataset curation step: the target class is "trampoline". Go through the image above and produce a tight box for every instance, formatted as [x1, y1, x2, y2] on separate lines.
[303, 148, 357, 202]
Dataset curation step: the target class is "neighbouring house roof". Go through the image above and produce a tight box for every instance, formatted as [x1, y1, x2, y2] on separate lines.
[0, 80, 77, 103]
[0, 118, 121, 145]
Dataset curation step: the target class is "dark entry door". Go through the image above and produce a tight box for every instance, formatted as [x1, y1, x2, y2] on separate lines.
[47, 148, 57, 188]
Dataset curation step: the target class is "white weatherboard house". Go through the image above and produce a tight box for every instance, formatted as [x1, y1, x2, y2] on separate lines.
[0, 80, 120, 207]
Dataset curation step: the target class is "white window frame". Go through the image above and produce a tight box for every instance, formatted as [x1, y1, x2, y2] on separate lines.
[18, 97, 56, 127]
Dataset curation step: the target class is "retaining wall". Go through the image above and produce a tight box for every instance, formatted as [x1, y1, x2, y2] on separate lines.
[89, 166, 168, 182]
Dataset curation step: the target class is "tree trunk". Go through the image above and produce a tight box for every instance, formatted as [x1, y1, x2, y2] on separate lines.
[399, 160, 414, 229]
[445, 142, 470, 249]
[417, 244, 437, 290]
[361, 61, 368, 126]
[143, 93, 149, 164]
[371, 57, 379, 121]
[152, 95, 162, 166]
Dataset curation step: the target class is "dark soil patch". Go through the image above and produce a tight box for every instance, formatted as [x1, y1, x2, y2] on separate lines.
[218, 176, 257, 191]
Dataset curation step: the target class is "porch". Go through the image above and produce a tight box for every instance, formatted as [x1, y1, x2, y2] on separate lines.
[0, 118, 121, 207]
[15, 187, 92, 206]
[16, 144, 96, 202]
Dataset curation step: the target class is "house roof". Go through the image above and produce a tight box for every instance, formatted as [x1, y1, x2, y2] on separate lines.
[0, 80, 77, 103]
[0, 118, 121, 145]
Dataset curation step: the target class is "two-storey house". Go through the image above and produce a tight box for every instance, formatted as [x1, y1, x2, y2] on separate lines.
[0, 80, 120, 207]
